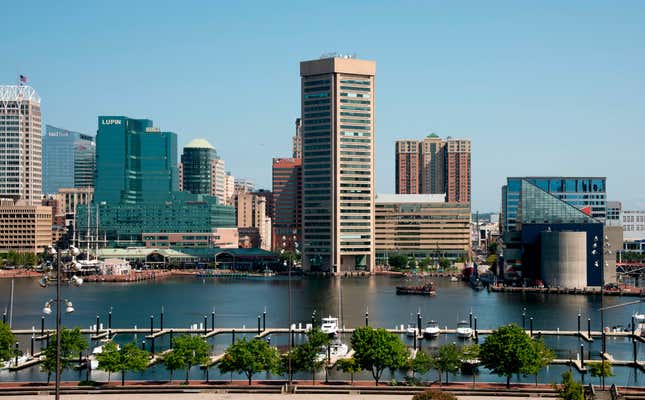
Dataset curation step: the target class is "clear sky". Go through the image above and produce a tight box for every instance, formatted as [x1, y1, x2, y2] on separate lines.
[2, 1, 644, 211]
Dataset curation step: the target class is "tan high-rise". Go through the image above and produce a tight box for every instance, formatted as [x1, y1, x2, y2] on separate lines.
[300, 56, 375, 273]
[0, 86, 42, 205]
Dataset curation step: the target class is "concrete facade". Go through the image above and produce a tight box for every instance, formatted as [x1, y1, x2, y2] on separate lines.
[540, 231, 587, 288]
[0, 199, 52, 253]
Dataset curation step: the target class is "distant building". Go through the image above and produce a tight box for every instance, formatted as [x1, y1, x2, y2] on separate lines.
[179, 138, 227, 204]
[42, 125, 95, 194]
[300, 55, 376, 273]
[224, 172, 235, 206]
[394, 135, 471, 203]
[59, 187, 93, 226]
[606, 201, 622, 226]
[292, 118, 302, 159]
[501, 177, 607, 233]
[0, 198, 52, 253]
[272, 158, 302, 252]
[234, 190, 270, 250]
[0, 86, 42, 204]
[94, 116, 178, 204]
[235, 178, 255, 193]
[374, 194, 471, 264]
[254, 189, 273, 221]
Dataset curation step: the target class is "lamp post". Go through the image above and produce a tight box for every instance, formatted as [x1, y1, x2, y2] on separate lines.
[39, 245, 84, 400]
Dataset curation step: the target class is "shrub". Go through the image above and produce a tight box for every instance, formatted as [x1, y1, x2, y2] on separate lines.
[412, 390, 457, 400]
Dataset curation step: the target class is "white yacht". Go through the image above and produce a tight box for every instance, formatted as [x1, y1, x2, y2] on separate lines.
[321, 316, 339, 336]
[423, 320, 441, 339]
[315, 339, 349, 362]
[634, 312, 645, 323]
[456, 320, 473, 339]
[406, 324, 417, 337]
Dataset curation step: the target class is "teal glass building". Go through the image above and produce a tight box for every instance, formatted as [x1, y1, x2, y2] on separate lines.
[181, 139, 217, 195]
[42, 125, 95, 194]
[94, 116, 178, 204]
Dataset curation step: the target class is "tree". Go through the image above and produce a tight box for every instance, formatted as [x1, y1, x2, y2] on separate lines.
[336, 357, 361, 384]
[556, 371, 584, 400]
[117, 343, 149, 386]
[587, 361, 614, 387]
[171, 335, 211, 384]
[96, 341, 120, 383]
[434, 343, 461, 385]
[418, 258, 432, 270]
[0, 322, 16, 362]
[479, 324, 536, 388]
[460, 344, 480, 387]
[291, 328, 331, 384]
[439, 258, 451, 270]
[388, 253, 408, 270]
[522, 339, 554, 386]
[41, 327, 88, 384]
[409, 350, 433, 381]
[218, 337, 280, 385]
[351, 327, 409, 386]
[161, 349, 186, 383]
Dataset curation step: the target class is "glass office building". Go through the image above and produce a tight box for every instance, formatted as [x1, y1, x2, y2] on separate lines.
[181, 139, 217, 195]
[501, 177, 606, 232]
[94, 116, 178, 204]
[42, 125, 95, 194]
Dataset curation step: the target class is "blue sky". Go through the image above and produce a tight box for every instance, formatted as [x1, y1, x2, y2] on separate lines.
[2, 1, 644, 211]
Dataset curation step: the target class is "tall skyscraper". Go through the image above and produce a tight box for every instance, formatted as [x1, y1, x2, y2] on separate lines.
[42, 125, 95, 194]
[94, 116, 178, 204]
[394, 135, 470, 203]
[0, 85, 42, 204]
[292, 118, 302, 159]
[395, 140, 420, 194]
[300, 55, 376, 273]
[234, 190, 270, 250]
[272, 158, 302, 252]
[181, 139, 217, 194]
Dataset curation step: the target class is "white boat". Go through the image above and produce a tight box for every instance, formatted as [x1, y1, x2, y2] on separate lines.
[423, 320, 441, 339]
[406, 324, 417, 337]
[89, 343, 120, 370]
[315, 339, 349, 362]
[634, 313, 645, 323]
[321, 316, 339, 336]
[450, 276, 459, 282]
[1, 355, 30, 370]
[456, 320, 473, 339]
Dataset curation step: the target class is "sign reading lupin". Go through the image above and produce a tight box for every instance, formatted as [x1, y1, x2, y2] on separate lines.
[101, 119, 122, 125]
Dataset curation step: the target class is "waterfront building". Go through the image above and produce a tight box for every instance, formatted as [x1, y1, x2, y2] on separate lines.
[42, 125, 95, 194]
[94, 116, 178, 204]
[300, 55, 376, 273]
[499, 179, 614, 287]
[0, 198, 51, 253]
[292, 118, 302, 159]
[0, 86, 42, 205]
[76, 192, 236, 248]
[394, 135, 471, 203]
[500, 177, 607, 233]
[374, 194, 471, 265]
[180, 138, 226, 204]
[234, 190, 270, 250]
[272, 158, 302, 252]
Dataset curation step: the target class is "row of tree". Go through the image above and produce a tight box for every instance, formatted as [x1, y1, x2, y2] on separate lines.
[387, 253, 454, 271]
[1, 251, 40, 267]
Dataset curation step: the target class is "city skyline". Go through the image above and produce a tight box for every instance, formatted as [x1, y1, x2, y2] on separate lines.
[2, 1, 644, 212]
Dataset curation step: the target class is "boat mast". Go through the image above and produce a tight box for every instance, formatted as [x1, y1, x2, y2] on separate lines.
[86, 203, 91, 259]
[95, 203, 99, 257]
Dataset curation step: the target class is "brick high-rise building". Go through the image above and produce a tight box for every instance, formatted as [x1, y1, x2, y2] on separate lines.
[395, 140, 420, 194]
[420, 134, 446, 194]
[272, 158, 302, 252]
[445, 138, 471, 203]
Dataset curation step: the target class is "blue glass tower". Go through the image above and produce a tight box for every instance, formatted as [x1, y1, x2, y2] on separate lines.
[42, 125, 95, 194]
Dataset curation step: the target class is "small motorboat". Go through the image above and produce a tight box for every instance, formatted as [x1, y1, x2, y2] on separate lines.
[321, 316, 339, 336]
[406, 324, 417, 337]
[634, 312, 645, 323]
[456, 320, 473, 339]
[423, 320, 441, 339]
[315, 339, 349, 362]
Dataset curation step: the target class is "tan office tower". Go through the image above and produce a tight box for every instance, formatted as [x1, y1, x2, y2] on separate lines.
[445, 138, 471, 203]
[292, 118, 303, 159]
[395, 140, 420, 194]
[420, 134, 446, 194]
[0, 86, 42, 205]
[300, 55, 375, 274]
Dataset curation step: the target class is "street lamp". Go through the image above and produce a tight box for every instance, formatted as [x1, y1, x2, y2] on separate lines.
[39, 245, 84, 400]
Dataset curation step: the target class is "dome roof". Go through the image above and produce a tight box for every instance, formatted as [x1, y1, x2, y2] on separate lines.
[184, 138, 215, 150]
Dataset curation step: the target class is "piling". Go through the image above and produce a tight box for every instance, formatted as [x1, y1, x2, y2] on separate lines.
[417, 312, 422, 335]
[587, 318, 591, 339]
[530, 317, 534, 337]
[203, 316, 207, 334]
[41, 316, 44, 335]
[149, 315, 154, 335]
[257, 315, 261, 335]
[96, 315, 100, 335]
[232, 329, 236, 344]
[474, 316, 478, 342]
[577, 313, 581, 334]
[211, 311, 215, 330]
[365, 311, 369, 327]
[108, 311, 112, 334]
[263, 310, 266, 332]
[141, 340, 146, 351]
[160, 310, 164, 331]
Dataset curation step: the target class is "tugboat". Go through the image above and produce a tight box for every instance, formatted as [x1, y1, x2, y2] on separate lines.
[423, 320, 441, 339]
[396, 282, 436, 296]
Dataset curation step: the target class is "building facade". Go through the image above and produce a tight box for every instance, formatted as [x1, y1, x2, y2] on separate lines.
[0, 198, 51, 253]
[501, 177, 607, 233]
[181, 139, 217, 195]
[234, 190, 270, 250]
[445, 138, 471, 203]
[374, 194, 471, 264]
[292, 117, 302, 159]
[272, 158, 302, 252]
[42, 125, 95, 194]
[224, 172, 235, 206]
[300, 56, 376, 273]
[94, 116, 178, 204]
[0, 86, 42, 205]
[394, 140, 420, 194]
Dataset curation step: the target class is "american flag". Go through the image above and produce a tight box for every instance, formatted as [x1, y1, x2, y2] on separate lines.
[19, 75, 28, 83]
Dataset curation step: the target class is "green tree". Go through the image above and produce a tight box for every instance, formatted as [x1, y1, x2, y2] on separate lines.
[336, 357, 361, 384]
[556, 371, 584, 400]
[434, 343, 461, 385]
[479, 324, 536, 388]
[460, 344, 480, 387]
[438, 258, 451, 270]
[0, 322, 16, 362]
[218, 337, 280, 385]
[171, 335, 211, 384]
[409, 350, 433, 381]
[351, 327, 409, 386]
[95, 341, 120, 383]
[418, 258, 432, 270]
[41, 327, 88, 384]
[117, 343, 149, 386]
[587, 361, 614, 387]
[388, 253, 408, 270]
[522, 339, 554, 386]
[291, 328, 331, 384]
[161, 349, 186, 383]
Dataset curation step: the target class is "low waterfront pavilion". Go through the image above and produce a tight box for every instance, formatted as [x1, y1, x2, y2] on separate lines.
[97, 248, 195, 267]
[212, 248, 280, 271]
